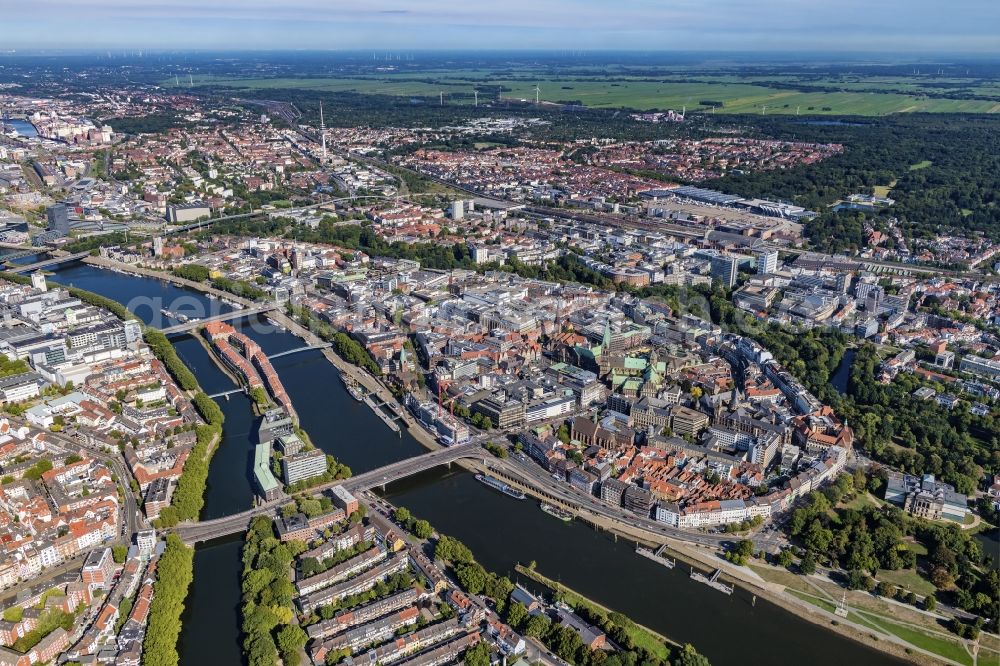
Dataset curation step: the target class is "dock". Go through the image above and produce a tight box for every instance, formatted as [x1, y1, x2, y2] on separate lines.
[690, 567, 734, 595]
[635, 544, 676, 569]
[363, 394, 401, 434]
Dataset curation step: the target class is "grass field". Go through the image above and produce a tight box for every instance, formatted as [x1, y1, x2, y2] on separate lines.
[859, 615, 973, 666]
[875, 568, 937, 597]
[167, 73, 1000, 115]
[786, 589, 975, 666]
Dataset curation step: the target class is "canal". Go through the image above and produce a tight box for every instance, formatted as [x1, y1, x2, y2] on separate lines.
[43, 261, 906, 666]
[829, 347, 855, 395]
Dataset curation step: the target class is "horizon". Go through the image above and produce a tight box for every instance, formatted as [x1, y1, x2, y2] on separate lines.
[3, 0, 998, 54]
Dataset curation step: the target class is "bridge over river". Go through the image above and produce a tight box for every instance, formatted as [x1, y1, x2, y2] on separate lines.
[173, 444, 484, 543]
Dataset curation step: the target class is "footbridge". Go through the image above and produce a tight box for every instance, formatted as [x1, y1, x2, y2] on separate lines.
[173, 444, 483, 543]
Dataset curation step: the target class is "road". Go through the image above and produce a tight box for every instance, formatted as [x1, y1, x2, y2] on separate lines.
[31, 421, 144, 539]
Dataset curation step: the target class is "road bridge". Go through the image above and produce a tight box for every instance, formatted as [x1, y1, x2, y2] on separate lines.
[158, 302, 280, 335]
[9, 251, 90, 274]
[173, 444, 482, 543]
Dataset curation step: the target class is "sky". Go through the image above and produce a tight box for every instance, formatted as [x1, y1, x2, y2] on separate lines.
[1, 0, 998, 53]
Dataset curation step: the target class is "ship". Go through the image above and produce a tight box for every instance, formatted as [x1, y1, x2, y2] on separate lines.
[540, 503, 573, 522]
[340, 374, 364, 402]
[475, 474, 526, 500]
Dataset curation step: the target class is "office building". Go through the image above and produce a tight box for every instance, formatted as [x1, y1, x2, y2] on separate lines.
[755, 249, 778, 275]
[710, 254, 738, 289]
[282, 449, 327, 485]
[46, 202, 71, 235]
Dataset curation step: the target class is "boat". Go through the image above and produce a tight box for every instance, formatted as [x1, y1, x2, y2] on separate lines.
[540, 503, 573, 522]
[340, 374, 364, 401]
[475, 474, 526, 500]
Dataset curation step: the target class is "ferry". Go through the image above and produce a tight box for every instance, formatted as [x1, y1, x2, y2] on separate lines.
[540, 503, 573, 522]
[475, 474, 526, 500]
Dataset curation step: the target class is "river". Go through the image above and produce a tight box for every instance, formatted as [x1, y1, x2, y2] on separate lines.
[43, 260, 907, 666]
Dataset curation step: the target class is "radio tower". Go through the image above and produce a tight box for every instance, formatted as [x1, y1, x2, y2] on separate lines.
[319, 101, 327, 160]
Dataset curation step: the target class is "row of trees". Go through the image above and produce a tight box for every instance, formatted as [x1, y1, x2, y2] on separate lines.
[155, 391, 225, 527]
[144, 329, 199, 391]
[241, 517, 308, 666]
[142, 534, 195, 666]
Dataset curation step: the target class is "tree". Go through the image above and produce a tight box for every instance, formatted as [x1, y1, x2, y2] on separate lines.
[524, 614, 551, 638]
[799, 553, 817, 575]
[112, 544, 129, 564]
[846, 569, 875, 592]
[673, 644, 711, 666]
[276, 625, 308, 666]
[412, 519, 433, 539]
[924, 594, 937, 611]
[506, 601, 528, 630]
[394, 507, 412, 524]
[777, 549, 795, 568]
[463, 641, 491, 666]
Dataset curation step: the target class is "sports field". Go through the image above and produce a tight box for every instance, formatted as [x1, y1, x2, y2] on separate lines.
[169, 72, 1000, 115]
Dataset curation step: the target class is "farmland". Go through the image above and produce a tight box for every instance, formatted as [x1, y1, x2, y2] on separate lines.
[170, 71, 1000, 115]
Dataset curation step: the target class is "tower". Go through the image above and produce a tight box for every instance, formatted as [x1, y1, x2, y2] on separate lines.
[319, 101, 327, 160]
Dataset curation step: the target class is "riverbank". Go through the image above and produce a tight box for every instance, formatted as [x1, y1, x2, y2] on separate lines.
[60, 258, 930, 666]
[82, 256, 441, 446]
[515, 564, 677, 659]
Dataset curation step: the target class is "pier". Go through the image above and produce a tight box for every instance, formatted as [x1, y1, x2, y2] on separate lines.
[363, 394, 401, 434]
[635, 544, 676, 569]
[690, 567, 734, 595]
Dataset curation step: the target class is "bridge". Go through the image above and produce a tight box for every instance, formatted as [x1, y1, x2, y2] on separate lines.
[267, 343, 332, 360]
[173, 445, 483, 543]
[1, 249, 44, 264]
[8, 251, 90, 274]
[159, 302, 280, 335]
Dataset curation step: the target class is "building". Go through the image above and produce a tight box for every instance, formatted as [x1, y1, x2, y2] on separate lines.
[959, 355, 1000, 381]
[282, 449, 327, 485]
[756, 249, 778, 275]
[710, 254, 739, 289]
[166, 202, 211, 223]
[669, 405, 709, 437]
[82, 548, 114, 591]
[253, 441, 282, 501]
[885, 473, 969, 522]
[46, 202, 71, 235]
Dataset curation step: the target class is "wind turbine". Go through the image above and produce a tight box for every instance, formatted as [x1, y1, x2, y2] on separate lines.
[796, 106, 800, 115]
[439, 91, 444, 106]
[761, 105, 767, 115]
[473, 90, 478, 107]
[534, 85, 540, 105]
[680, 105, 685, 120]
[188, 73, 193, 87]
